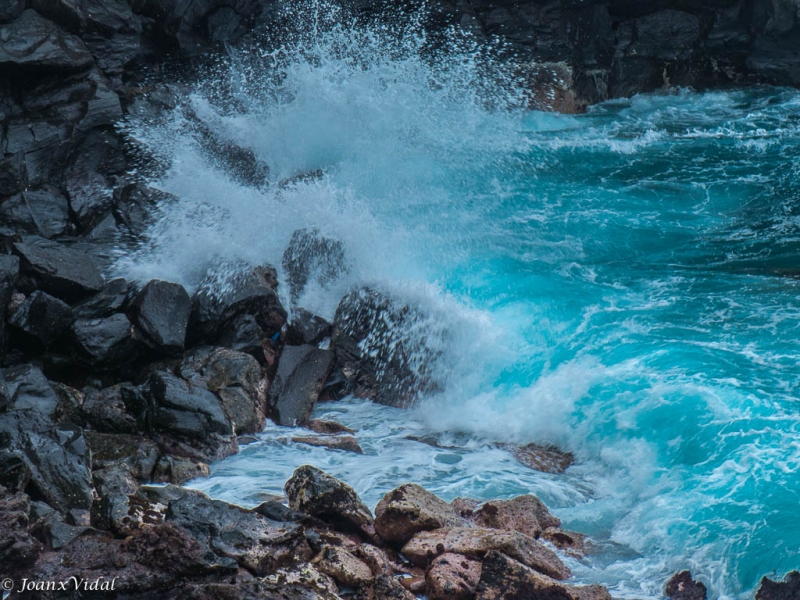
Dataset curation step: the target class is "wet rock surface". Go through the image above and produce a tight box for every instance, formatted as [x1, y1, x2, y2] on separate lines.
[130, 279, 192, 353]
[374, 483, 462, 546]
[666, 570, 708, 600]
[270, 344, 334, 426]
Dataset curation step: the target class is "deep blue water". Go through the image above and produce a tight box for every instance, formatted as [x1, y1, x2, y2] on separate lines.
[120, 10, 800, 597]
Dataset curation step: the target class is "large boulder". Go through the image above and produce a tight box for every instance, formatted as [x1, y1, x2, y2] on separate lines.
[179, 347, 267, 435]
[374, 483, 461, 547]
[0, 186, 71, 238]
[147, 371, 236, 461]
[426, 553, 482, 600]
[165, 491, 312, 576]
[190, 266, 286, 343]
[8, 290, 73, 346]
[332, 287, 441, 408]
[285, 465, 376, 541]
[1, 363, 60, 418]
[666, 571, 707, 600]
[756, 571, 800, 600]
[472, 495, 560, 539]
[130, 279, 192, 353]
[0, 9, 94, 71]
[282, 228, 348, 303]
[475, 550, 611, 600]
[71, 313, 140, 368]
[13, 236, 103, 301]
[401, 527, 570, 580]
[73, 278, 132, 319]
[0, 411, 94, 512]
[269, 345, 334, 426]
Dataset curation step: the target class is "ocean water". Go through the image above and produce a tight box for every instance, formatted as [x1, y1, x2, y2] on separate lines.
[118, 5, 800, 598]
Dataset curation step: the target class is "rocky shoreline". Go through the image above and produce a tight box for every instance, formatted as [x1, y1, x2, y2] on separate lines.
[1, 0, 799, 599]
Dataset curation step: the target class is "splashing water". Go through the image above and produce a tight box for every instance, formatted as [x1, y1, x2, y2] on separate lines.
[118, 4, 800, 598]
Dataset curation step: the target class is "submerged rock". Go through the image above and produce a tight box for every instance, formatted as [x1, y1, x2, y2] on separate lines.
[475, 550, 610, 600]
[285, 465, 376, 541]
[666, 571, 707, 600]
[270, 345, 335, 426]
[374, 483, 461, 547]
[402, 527, 570, 580]
[291, 435, 363, 454]
[507, 443, 574, 474]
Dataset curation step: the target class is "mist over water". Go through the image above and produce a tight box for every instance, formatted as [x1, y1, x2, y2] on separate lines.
[118, 4, 800, 598]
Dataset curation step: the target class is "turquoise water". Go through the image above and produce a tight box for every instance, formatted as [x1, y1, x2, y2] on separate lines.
[121, 8, 800, 598]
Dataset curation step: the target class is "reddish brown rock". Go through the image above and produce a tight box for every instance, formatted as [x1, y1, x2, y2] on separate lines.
[0, 487, 42, 574]
[666, 571, 707, 600]
[426, 553, 482, 600]
[451, 497, 480, 518]
[399, 574, 426, 594]
[473, 495, 560, 539]
[401, 527, 570, 580]
[306, 419, 355, 435]
[263, 563, 339, 595]
[476, 550, 611, 600]
[756, 571, 800, 600]
[291, 435, 363, 454]
[542, 527, 587, 558]
[313, 545, 373, 587]
[374, 483, 461, 547]
[352, 544, 395, 577]
[356, 574, 416, 600]
[508, 443, 574, 474]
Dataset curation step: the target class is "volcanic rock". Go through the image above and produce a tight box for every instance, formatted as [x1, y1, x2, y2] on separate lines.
[84, 432, 159, 481]
[756, 571, 800, 600]
[71, 313, 139, 367]
[542, 527, 587, 558]
[332, 286, 441, 408]
[306, 419, 354, 435]
[283, 228, 348, 303]
[374, 483, 461, 547]
[0, 9, 93, 71]
[426, 553, 482, 600]
[0, 186, 71, 238]
[9, 290, 73, 346]
[0, 486, 42, 572]
[13, 236, 103, 300]
[665, 570, 708, 600]
[508, 443, 574, 474]
[1, 363, 60, 417]
[291, 435, 363, 454]
[285, 465, 376, 541]
[473, 494, 560, 539]
[475, 550, 611, 600]
[270, 344, 334, 426]
[152, 454, 210, 485]
[356, 573, 417, 600]
[287, 307, 333, 345]
[82, 383, 140, 434]
[130, 279, 192, 352]
[401, 527, 570, 580]
[313, 545, 373, 587]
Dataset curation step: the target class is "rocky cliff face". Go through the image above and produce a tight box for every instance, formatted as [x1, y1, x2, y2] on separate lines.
[429, 0, 800, 111]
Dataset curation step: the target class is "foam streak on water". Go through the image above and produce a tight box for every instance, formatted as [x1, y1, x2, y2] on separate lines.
[119, 4, 800, 598]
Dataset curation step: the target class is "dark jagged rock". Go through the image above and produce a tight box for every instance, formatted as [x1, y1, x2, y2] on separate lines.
[113, 183, 173, 237]
[332, 286, 441, 408]
[151, 454, 209, 485]
[147, 370, 236, 461]
[189, 265, 286, 343]
[71, 313, 139, 367]
[91, 492, 167, 537]
[287, 307, 333, 346]
[73, 277, 131, 319]
[0, 486, 43, 571]
[13, 236, 104, 300]
[313, 545, 373, 587]
[84, 431, 159, 480]
[130, 279, 192, 352]
[285, 465, 376, 541]
[166, 491, 312, 576]
[2, 363, 60, 417]
[0, 411, 94, 512]
[475, 550, 611, 600]
[269, 345, 335, 426]
[402, 527, 570, 580]
[473, 495, 561, 539]
[356, 573, 417, 600]
[756, 571, 800, 600]
[426, 553, 482, 600]
[0, 186, 71, 238]
[283, 228, 348, 303]
[0, 254, 20, 357]
[665, 570, 708, 600]
[64, 127, 126, 230]
[374, 483, 461, 547]
[217, 313, 265, 357]
[179, 346, 267, 435]
[0, 9, 94, 71]
[82, 383, 140, 434]
[8, 290, 73, 346]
